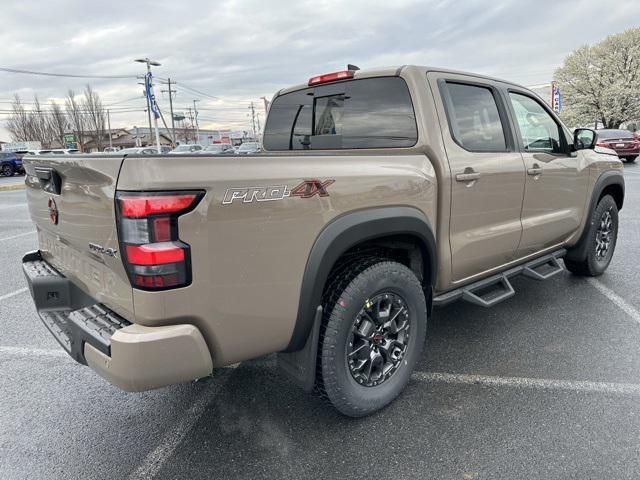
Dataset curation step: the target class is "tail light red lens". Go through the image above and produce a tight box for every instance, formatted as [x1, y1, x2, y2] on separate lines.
[116, 191, 204, 291]
[125, 244, 185, 265]
[119, 194, 198, 217]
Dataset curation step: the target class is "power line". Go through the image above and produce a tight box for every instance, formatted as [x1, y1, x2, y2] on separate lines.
[0, 66, 137, 79]
[175, 82, 218, 100]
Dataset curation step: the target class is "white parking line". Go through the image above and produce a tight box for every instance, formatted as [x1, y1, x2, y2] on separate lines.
[0, 230, 35, 242]
[587, 277, 640, 326]
[0, 287, 28, 302]
[129, 371, 232, 480]
[413, 371, 640, 396]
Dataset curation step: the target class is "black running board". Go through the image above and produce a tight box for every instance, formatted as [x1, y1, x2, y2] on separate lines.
[433, 249, 566, 308]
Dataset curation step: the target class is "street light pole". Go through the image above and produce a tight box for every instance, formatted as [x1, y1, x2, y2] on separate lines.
[135, 57, 162, 152]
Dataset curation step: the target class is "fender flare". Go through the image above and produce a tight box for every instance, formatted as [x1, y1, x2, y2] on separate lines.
[566, 170, 625, 262]
[284, 206, 437, 352]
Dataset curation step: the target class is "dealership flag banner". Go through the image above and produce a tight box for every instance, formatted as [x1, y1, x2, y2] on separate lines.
[145, 72, 161, 119]
[551, 82, 562, 114]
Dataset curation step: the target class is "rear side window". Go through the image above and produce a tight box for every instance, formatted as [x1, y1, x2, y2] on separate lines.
[442, 82, 507, 152]
[263, 77, 418, 150]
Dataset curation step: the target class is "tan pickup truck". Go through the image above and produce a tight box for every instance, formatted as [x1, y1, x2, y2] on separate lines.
[22, 65, 624, 416]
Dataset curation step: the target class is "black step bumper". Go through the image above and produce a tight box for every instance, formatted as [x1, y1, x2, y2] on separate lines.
[22, 250, 130, 365]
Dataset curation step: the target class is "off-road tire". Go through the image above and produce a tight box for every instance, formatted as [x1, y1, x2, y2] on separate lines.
[1, 164, 14, 177]
[565, 195, 618, 276]
[317, 259, 427, 417]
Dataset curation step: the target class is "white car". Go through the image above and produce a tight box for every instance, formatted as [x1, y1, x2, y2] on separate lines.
[50, 148, 79, 155]
[118, 147, 158, 155]
[169, 144, 203, 154]
[236, 142, 261, 154]
[199, 144, 235, 155]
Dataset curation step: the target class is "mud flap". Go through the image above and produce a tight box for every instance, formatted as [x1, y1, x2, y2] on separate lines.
[277, 306, 322, 392]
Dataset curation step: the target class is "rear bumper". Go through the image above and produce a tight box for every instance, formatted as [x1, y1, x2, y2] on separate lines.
[22, 250, 213, 391]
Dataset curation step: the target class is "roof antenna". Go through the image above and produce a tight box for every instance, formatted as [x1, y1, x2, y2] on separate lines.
[347, 64, 360, 71]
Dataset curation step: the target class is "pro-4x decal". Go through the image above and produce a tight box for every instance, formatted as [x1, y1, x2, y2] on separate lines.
[222, 179, 334, 205]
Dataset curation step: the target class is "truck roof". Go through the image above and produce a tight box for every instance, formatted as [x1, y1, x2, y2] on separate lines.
[276, 65, 530, 97]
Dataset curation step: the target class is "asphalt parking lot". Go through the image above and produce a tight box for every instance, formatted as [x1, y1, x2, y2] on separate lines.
[1, 164, 640, 479]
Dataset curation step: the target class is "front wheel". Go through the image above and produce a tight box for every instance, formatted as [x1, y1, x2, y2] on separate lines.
[318, 259, 427, 417]
[565, 195, 619, 276]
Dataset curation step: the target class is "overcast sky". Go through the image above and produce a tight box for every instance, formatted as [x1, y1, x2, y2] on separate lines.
[0, 0, 637, 141]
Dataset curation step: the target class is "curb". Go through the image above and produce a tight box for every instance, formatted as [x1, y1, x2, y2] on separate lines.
[0, 183, 26, 192]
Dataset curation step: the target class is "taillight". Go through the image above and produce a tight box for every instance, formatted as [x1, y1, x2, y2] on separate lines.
[116, 191, 204, 290]
[596, 142, 607, 148]
[308, 70, 354, 86]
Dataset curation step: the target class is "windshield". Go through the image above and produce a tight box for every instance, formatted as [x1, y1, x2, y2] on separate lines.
[597, 129, 633, 139]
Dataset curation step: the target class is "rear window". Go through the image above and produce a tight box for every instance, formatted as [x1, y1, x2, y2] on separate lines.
[263, 77, 418, 150]
[441, 82, 507, 152]
[597, 129, 633, 139]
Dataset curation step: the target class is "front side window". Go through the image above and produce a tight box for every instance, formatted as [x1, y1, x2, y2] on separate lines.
[443, 82, 507, 152]
[263, 77, 417, 150]
[509, 92, 564, 154]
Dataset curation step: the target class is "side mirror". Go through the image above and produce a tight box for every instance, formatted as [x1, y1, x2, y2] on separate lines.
[573, 128, 596, 150]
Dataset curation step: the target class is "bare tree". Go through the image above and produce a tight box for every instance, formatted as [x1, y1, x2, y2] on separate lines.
[5, 94, 31, 142]
[65, 90, 86, 152]
[47, 101, 68, 147]
[30, 95, 52, 147]
[555, 27, 640, 128]
[83, 85, 106, 151]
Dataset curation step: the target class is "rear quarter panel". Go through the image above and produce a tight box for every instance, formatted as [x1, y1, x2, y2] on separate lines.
[117, 154, 436, 365]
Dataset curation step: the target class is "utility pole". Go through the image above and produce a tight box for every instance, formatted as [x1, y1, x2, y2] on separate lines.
[107, 109, 113, 150]
[134, 125, 140, 147]
[256, 113, 261, 139]
[249, 102, 257, 139]
[187, 107, 194, 143]
[161, 78, 177, 146]
[193, 99, 200, 144]
[135, 57, 162, 152]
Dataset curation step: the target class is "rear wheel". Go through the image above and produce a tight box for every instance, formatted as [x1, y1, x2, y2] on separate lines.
[1, 164, 14, 176]
[565, 195, 618, 276]
[625, 156, 637, 163]
[318, 259, 427, 417]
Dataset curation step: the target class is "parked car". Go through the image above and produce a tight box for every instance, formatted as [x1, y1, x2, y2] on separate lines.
[50, 148, 79, 155]
[21, 65, 624, 417]
[236, 142, 261, 154]
[118, 147, 158, 155]
[26, 150, 52, 155]
[199, 144, 235, 154]
[595, 129, 639, 163]
[103, 147, 120, 153]
[169, 144, 203, 154]
[0, 151, 23, 176]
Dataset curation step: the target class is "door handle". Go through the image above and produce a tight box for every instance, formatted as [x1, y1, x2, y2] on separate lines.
[455, 170, 481, 182]
[527, 164, 543, 176]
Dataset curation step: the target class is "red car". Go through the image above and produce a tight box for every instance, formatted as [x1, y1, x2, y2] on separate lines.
[595, 129, 639, 163]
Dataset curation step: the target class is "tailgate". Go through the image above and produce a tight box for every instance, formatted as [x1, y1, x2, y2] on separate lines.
[23, 155, 134, 319]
